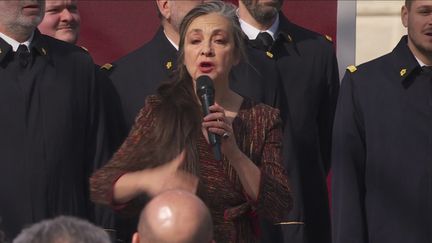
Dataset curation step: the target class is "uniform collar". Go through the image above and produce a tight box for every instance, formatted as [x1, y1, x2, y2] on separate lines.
[0, 31, 33, 51]
[0, 29, 50, 64]
[274, 13, 295, 44]
[0, 31, 34, 64]
[0, 35, 13, 63]
[239, 12, 279, 40]
[29, 29, 51, 60]
[163, 30, 179, 51]
[390, 35, 422, 83]
[414, 56, 427, 67]
[155, 27, 178, 74]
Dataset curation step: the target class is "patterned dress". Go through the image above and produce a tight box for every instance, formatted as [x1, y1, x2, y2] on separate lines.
[91, 95, 292, 242]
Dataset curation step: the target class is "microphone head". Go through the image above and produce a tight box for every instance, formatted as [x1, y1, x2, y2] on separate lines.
[196, 75, 214, 96]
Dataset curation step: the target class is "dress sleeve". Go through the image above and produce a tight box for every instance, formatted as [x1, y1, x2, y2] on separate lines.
[254, 109, 293, 223]
[90, 97, 158, 209]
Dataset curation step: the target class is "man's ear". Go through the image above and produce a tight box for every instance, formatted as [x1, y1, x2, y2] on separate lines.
[132, 232, 140, 243]
[156, 0, 171, 20]
[401, 5, 409, 28]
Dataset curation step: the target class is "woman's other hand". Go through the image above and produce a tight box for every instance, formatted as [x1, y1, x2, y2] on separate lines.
[113, 151, 198, 204]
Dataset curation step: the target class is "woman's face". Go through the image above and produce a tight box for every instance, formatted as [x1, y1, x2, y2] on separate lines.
[183, 13, 239, 83]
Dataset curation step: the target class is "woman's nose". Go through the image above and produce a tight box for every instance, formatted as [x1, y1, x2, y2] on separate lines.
[200, 45, 214, 56]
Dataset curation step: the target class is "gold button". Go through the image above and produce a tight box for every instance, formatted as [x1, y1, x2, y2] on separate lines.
[166, 61, 173, 70]
[266, 51, 274, 59]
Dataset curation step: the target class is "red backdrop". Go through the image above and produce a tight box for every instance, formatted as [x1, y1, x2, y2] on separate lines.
[77, 0, 338, 65]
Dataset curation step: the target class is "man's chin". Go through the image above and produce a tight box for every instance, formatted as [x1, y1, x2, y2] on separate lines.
[17, 16, 43, 29]
[252, 7, 278, 25]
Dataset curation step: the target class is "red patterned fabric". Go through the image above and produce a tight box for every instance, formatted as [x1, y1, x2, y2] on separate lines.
[91, 95, 292, 242]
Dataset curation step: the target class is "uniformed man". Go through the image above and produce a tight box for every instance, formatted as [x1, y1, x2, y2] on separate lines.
[38, 1, 121, 238]
[0, 0, 105, 241]
[37, 0, 123, 155]
[237, 1, 340, 243]
[332, 1, 432, 242]
[105, 0, 205, 132]
[38, 0, 80, 44]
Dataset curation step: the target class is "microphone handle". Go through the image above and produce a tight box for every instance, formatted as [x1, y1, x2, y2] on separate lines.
[212, 143, 222, 161]
[201, 94, 222, 160]
[209, 133, 222, 161]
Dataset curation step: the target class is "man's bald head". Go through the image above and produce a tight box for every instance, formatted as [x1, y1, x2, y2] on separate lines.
[133, 190, 213, 243]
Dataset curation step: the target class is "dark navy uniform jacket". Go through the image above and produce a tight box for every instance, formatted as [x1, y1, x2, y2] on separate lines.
[0, 30, 104, 241]
[242, 14, 339, 243]
[231, 43, 280, 108]
[332, 36, 432, 243]
[277, 15, 339, 243]
[108, 27, 177, 132]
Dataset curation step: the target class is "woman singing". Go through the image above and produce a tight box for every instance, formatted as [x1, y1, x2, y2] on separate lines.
[90, 2, 292, 242]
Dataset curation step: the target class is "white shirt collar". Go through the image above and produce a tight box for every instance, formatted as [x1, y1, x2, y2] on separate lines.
[415, 55, 428, 67]
[163, 30, 179, 51]
[0, 31, 33, 52]
[238, 12, 279, 40]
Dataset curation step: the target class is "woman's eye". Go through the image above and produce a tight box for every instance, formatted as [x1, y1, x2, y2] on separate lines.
[190, 39, 201, 44]
[214, 39, 227, 44]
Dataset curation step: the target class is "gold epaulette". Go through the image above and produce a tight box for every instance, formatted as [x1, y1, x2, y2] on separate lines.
[324, 34, 333, 43]
[347, 65, 357, 73]
[80, 46, 88, 52]
[101, 63, 113, 71]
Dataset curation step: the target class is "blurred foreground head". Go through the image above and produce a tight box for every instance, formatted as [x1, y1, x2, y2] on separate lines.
[13, 216, 110, 243]
[133, 190, 214, 243]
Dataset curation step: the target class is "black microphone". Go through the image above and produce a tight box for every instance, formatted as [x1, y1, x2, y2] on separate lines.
[196, 75, 222, 161]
